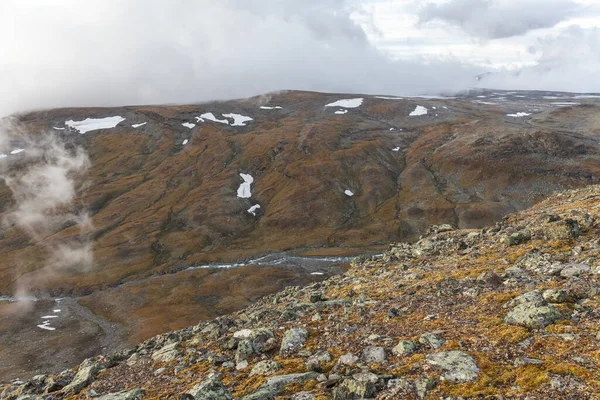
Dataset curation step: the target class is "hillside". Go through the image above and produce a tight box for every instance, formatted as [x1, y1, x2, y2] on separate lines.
[2, 89, 600, 382]
[3, 183, 600, 399]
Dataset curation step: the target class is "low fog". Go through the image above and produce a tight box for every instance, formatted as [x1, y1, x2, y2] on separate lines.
[1, 0, 600, 117]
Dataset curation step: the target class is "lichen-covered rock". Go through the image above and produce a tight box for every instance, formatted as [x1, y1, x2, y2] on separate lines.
[506, 230, 531, 245]
[419, 332, 445, 349]
[62, 359, 103, 393]
[333, 372, 379, 400]
[414, 377, 436, 399]
[392, 340, 418, 357]
[241, 373, 318, 400]
[426, 351, 479, 383]
[96, 388, 144, 400]
[236, 340, 256, 363]
[151, 342, 180, 362]
[560, 263, 591, 278]
[505, 301, 562, 328]
[188, 374, 233, 400]
[361, 346, 386, 363]
[305, 350, 332, 371]
[249, 360, 282, 377]
[280, 328, 308, 355]
[543, 289, 568, 303]
[337, 353, 359, 366]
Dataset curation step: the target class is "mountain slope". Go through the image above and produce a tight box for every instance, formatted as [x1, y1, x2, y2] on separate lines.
[3, 183, 600, 399]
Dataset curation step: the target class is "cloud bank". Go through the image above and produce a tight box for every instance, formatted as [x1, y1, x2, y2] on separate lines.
[418, 0, 582, 39]
[1, 0, 600, 118]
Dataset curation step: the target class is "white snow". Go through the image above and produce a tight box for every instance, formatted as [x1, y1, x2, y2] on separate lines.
[132, 122, 147, 128]
[182, 122, 196, 129]
[325, 98, 363, 108]
[334, 109, 348, 115]
[53, 127, 65, 130]
[573, 95, 600, 99]
[0, 154, 7, 159]
[260, 106, 283, 109]
[65, 116, 125, 134]
[311, 272, 325, 275]
[247, 204, 261, 216]
[237, 173, 254, 198]
[199, 112, 229, 124]
[182, 139, 189, 145]
[375, 96, 403, 100]
[344, 190, 354, 196]
[392, 147, 400, 151]
[477, 95, 486, 98]
[432, 106, 437, 109]
[10, 149, 25, 155]
[506, 112, 531, 117]
[37, 324, 56, 331]
[409, 106, 428, 116]
[223, 113, 253, 126]
[53, 309, 61, 313]
[389, 128, 394, 131]
[543, 96, 561, 99]
[41, 315, 58, 319]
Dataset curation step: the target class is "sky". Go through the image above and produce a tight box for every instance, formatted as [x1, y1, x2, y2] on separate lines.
[1, 0, 600, 116]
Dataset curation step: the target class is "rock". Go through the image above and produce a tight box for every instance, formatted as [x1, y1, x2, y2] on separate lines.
[236, 340, 256, 363]
[506, 230, 531, 246]
[236, 360, 249, 371]
[338, 353, 359, 366]
[543, 289, 568, 303]
[152, 342, 180, 362]
[514, 251, 563, 276]
[505, 301, 562, 328]
[309, 292, 324, 303]
[241, 373, 318, 400]
[234, 328, 276, 353]
[414, 377, 436, 399]
[419, 332, 445, 349]
[250, 360, 282, 377]
[19, 375, 46, 395]
[426, 351, 479, 383]
[280, 328, 308, 355]
[188, 374, 233, 400]
[63, 358, 103, 393]
[305, 350, 332, 371]
[44, 369, 75, 393]
[333, 375, 378, 400]
[560, 263, 591, 278]
[514, 357, 544, 367]
[392, 340, 418, 357]
[361, 346, 386, 364]
[96, 389, 144, 400]
[290, 392, 315, 400]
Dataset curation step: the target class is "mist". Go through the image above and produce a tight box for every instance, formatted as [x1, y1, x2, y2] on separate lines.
[0, 120, 92, 297]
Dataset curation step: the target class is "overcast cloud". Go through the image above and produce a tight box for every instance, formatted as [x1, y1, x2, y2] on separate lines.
[1, 0, 600, 117]
[418, 0, 583, 39]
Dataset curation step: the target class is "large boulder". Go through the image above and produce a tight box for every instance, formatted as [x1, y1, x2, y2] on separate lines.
[62, 359, 103, 393]
[333, 372, 379, 400]
[504, 291, 562, 328]
[96, 389, 144, 400]
[280, 328, 308, 355]
[188, 374, 233, 400]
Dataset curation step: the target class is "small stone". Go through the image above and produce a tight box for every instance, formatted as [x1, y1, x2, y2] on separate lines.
[236, 360, 249, 371]
[333, 377, 377, 400]
[305, 350, 332, 371]
[309, 292, 324, 303]
[414, 377, 436, 399]
[506, 230, 531, 246]
[392, 340, 418, 357]
[250, 360, 281, 377]
[338, 353, 359, 366]
[236, 340, 255, 363]
[419, 332, 445, 349]
[514, 357, 543, 367]
[505, 302, 562, 328]
[96, 389, 144, 400]
[426, 351, 479, 383]
[361, 346, 386, 364]
[280, 328, 308, 355]
[188, 375, 233, 400]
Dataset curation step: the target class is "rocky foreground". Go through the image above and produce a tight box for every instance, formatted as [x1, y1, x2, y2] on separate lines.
[4, 184, 600, 399]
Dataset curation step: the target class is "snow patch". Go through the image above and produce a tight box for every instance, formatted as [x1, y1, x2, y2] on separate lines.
[344, 190, 354, 197]
[37, 324, 56, 331]
[53, 309, 61, 313]
[409, 106, 428, 116]
[41, 315, 58, 319]
[182, 122, 195, 129]
[506, 112, 531, 117]
[392, 147, 400, 152]
[223, 113, 253, 126]
[199, 113, 229, 124]
[182, 139, 189, 145]
[573, 95, 600, 99]
[247, 204, 261, 216]
[132, 122, 147, 128]
[237, 173, 254, 198]
[334, 109, 348, 115]
[260, 106, 283, 109]
[325, 98, 363, 108]
[375, 96, 403, 100]
[10, 149, 25, 155]
[311, 272, 325, 275]
[53, 127, 65, 130]
[0, 154, 7, 159]
[65, 116, 125, 134]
